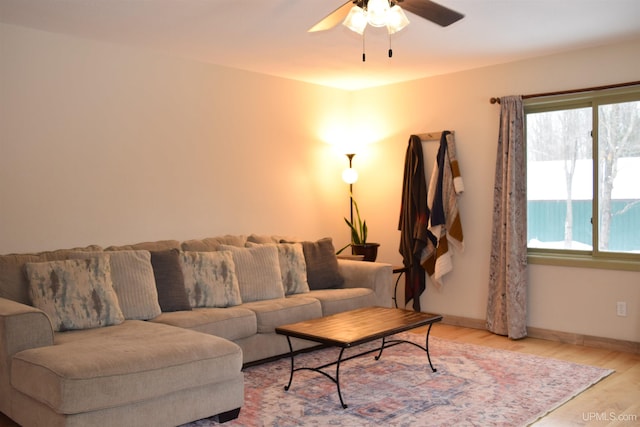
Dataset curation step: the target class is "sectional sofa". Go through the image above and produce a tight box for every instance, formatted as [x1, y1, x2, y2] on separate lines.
[0, 234, 392, 426]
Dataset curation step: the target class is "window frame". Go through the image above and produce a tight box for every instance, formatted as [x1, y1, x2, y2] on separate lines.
[524, 85, 640, 272]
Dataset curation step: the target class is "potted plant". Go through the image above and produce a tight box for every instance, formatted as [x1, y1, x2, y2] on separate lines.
[336, 199, 380, 262]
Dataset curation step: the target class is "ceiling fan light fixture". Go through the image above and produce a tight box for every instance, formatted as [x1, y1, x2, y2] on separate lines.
[386, 5, 410, 34]
[366, 0, 391, 27]
[342, 6, 367, 35]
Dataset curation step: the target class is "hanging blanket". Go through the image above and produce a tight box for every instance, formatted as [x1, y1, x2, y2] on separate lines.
[398, 135, 434, 311]
[421, 131, 464, 288]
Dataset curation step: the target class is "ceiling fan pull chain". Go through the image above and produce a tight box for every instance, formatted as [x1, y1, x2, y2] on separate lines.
[362, 31, 366, 62]
[389, 33, 393, 58]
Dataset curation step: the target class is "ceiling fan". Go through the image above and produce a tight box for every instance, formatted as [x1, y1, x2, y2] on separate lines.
[308, 0, 465, 33]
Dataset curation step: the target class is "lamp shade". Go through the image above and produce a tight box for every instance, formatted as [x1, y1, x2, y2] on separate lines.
[386, 5, 410, 34]
[342, 167, 359, 184]
[342, 6, 367, 35]
[342, 0, 410, 37]
[366, 0, 390, 27]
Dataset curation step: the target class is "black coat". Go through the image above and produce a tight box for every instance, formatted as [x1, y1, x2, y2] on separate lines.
[398, 135, 434, 311]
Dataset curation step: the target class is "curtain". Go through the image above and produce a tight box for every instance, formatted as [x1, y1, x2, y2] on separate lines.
[486, 96, 528, 339]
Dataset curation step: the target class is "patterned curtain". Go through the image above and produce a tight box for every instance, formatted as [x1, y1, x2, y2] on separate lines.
[486, 96, 528, 339]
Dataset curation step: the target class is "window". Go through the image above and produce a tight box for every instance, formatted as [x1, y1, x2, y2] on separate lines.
[525, 86, 640, 270]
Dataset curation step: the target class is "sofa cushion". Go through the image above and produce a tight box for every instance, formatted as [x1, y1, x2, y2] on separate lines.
[292, 237, 344, 290]
[0, 245, 103, 305]
[181, 235, 247, 252]
[105, 240, 180, 251]
[246, 234, 299, 244]
[246, 242, 309, 295]
[246, 234, 279, 244]
[151, 306, 257, 341]
[239, 297, 322, 333]
[149, 249, 191, 312]
[288, 288, 376, 316]
[179, 251, 242, 308]
[0, 253, 42, 305]
[219, 244, 285, 303]
[24, 255, 125, 332]
[69, 250, 161, 320]
[11, 320, 242, 414]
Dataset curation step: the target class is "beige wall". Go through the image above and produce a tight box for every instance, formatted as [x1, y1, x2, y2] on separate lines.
[0, 23, 351, 252]
[1, 22, 638, 342]
[352, 39, 640, 342]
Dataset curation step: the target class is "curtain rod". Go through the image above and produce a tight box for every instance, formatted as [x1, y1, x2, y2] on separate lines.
[489, 80, 640, 104]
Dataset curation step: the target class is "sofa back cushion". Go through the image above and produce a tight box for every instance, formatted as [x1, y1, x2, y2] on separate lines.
[179, 251, 242, 307]
[219, 244, 284, 302]
[181, 235, 247, 252]
[69, 251, 161, 320]
[0, 245, 103, 305]
[105, 240, 180, 252]
[246, 234, 299, 244]
[24, 255, 124, 331]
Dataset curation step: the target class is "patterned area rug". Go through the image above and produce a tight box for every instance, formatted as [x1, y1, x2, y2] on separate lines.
[185, 333, 613, 427]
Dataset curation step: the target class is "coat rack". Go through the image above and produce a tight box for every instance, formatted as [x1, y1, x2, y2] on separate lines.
[415, 131, 454, 141]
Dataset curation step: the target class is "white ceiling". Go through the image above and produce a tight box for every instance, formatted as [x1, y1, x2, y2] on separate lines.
[1, 0, 640, 91]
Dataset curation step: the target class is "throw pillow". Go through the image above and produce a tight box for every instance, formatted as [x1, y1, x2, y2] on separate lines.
[285, 237, 344, 290]
[218, 244, 284, 302]
[24, 255, 125, 332]
[246, 242, 309, 295]
[0, 245, 102, 306]
[179, 251, 242, 308]
[70, 250, 161, 320]
[149, 249, 191, 312]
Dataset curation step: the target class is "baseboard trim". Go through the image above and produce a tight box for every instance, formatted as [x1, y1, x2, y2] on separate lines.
[440, 314, 640, 354]
[440, 314, 487, 330]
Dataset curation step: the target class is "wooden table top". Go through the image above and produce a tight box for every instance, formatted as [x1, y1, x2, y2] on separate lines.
[275, 306, 442, 348]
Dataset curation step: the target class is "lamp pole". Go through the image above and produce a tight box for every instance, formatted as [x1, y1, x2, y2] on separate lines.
[346, 153, 355, 227]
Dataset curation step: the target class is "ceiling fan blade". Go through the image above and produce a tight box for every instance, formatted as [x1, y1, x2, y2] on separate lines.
[399, 0, 464, 27]
[308, 1, 355, 32]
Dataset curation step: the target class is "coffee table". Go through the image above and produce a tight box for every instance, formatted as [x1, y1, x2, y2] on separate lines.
[275, 306, 443, 409]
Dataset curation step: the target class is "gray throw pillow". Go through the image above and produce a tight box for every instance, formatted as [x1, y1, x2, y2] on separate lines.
[25, 255, 125, 331]
[70, 250, 161, 320]
[150, 249, 191, 312]
[290, 237, 344, 290]
[0, 245, 102, 306]
[179, 251, 242, 307]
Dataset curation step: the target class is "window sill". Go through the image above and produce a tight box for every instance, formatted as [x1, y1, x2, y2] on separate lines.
[527, 252, 640, 272]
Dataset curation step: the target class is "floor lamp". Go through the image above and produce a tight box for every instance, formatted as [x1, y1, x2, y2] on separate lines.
[341, 153, 358, 226]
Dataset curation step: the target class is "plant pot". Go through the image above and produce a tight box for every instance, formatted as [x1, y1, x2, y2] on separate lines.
[351, 243, 380, 262]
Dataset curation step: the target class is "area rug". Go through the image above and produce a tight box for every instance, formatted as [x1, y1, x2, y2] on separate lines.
[184, 333, 613, 427]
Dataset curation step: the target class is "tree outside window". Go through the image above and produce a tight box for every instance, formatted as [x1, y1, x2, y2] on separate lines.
[525, 88, 640, 266]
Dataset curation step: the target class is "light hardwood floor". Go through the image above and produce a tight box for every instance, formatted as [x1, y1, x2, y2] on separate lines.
[1, 323, 638, 426]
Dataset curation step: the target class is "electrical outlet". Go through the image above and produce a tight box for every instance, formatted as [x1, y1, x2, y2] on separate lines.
[616, 301, 627, 317]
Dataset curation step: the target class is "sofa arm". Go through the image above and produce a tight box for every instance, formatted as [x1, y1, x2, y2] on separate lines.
[0, 297, 54, 355]
[337, 260, 393, 308]
[0, 297, 54, 416]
